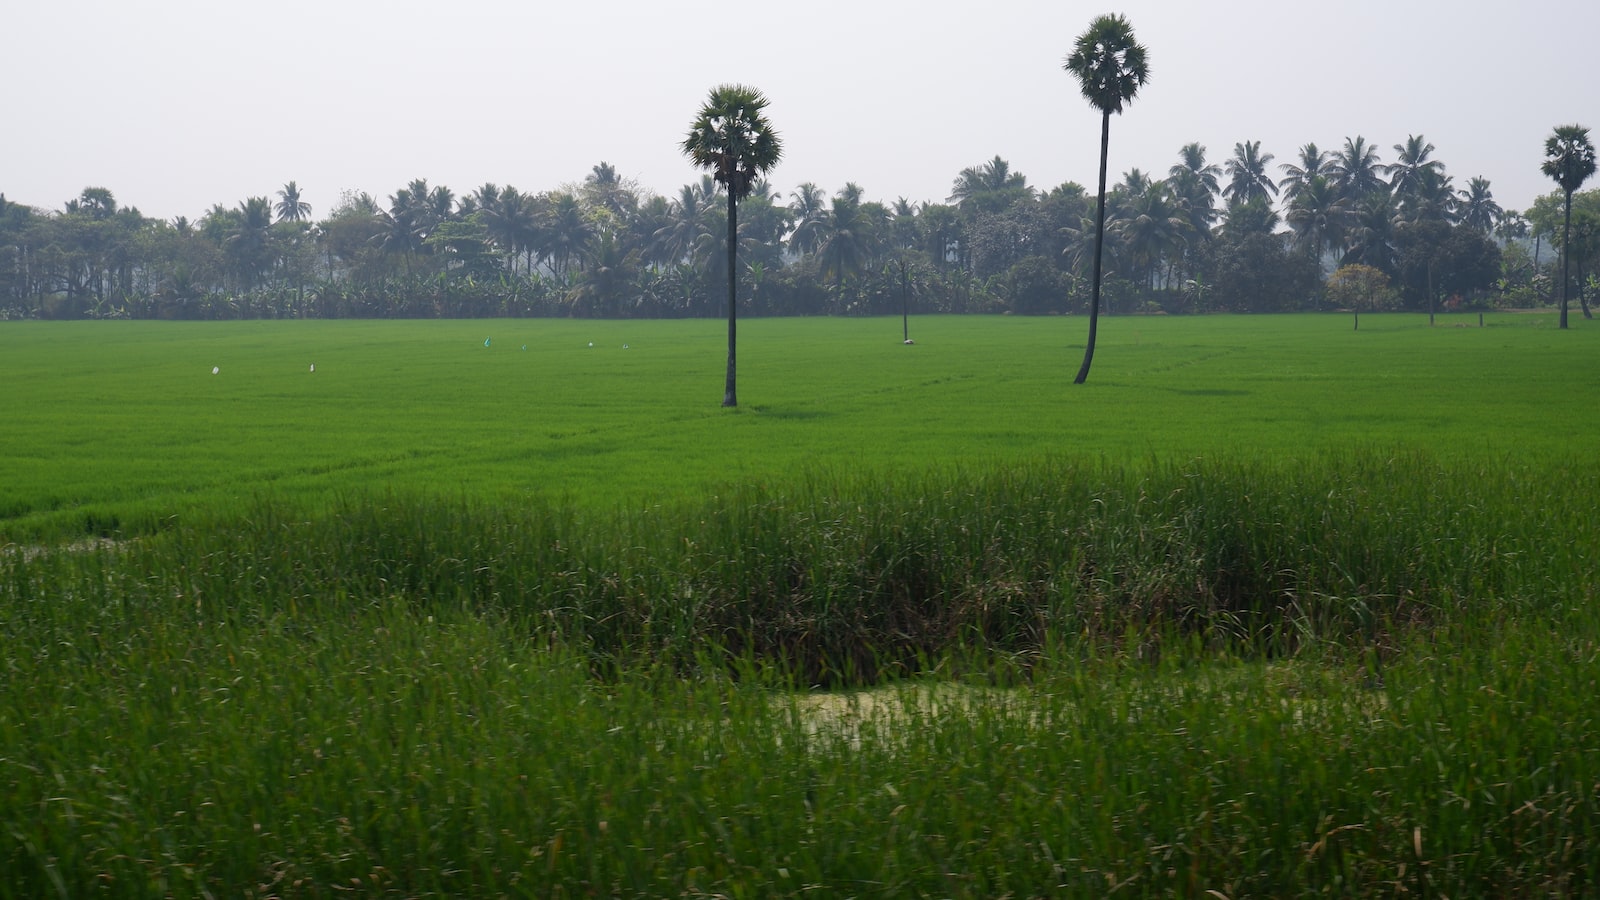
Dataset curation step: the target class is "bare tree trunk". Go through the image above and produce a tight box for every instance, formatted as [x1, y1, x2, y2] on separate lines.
[1579, 251, 1592, 318]
[723, 188, 738, 407]
[1074, 111, 1112, 385]
[1560, 192, 1573, 330]
[901, 258, 910, 343]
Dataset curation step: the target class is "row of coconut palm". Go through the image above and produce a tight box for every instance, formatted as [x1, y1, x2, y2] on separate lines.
[312, 138, 1512, 299]
[2, 8, 1584, 339]
[0, 163, 1527, 329]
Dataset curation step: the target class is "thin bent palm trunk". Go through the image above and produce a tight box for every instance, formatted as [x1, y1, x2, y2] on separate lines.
[1075, 110, 1112, 385]
[724, 188, 739, 406]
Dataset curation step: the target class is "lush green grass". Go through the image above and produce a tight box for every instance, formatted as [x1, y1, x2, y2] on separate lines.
[5, 311, 1600, 896]
[3, 311, 1595, 540]
[5, 522, 1600, 896]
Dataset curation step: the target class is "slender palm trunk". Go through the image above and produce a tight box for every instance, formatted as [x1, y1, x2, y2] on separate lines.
[901, 260, 910, 342]
[1428, 262, 1436, 326]
[723, 188, 739, 407]
[1560, 192, 1573, 330]
[1074, 111, 1112, 385]
[1581, 254, 1593, 318]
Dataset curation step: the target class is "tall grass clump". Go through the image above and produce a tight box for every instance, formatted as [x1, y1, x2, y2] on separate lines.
[6, 551, 1600, 895]
[15, 449, 1590, 681]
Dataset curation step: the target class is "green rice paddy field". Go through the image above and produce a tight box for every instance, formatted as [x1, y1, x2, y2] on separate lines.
[3, 311, 1595, 538]
[5, 312, 1600, 896]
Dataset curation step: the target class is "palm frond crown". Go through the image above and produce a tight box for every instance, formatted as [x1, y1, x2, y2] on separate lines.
[1063, 14, 1149, 116]
[681, 85, 783, 200]
[1543, 125, 1596, 195]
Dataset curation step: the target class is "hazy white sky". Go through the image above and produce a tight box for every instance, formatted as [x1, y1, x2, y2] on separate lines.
[7, 0, 1596, 222]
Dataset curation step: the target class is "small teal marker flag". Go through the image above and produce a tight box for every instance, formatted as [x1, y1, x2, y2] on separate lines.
[484, 337, 491, 348]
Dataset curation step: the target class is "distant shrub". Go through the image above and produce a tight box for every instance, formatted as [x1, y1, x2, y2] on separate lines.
[1326, 263, 1399, 311]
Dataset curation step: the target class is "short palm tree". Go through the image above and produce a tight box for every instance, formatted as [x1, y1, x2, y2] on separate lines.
[816, 191, 877, 296]
[1456, 177, 1502, 234]
[1168, 142, 1220, 233]
[1222, 141, 1278, 208]
[682, 84, 783, 407]
[1383, 134, 1446, 204]
[1342, 190, 1400, 273]
[274, 181, 312, 223]
[949, 155, 1030, 211]
[787, 182, 828, 257]
[582, 162, 636, 217]
[1112, 182, 1186, 292]
[540, 192, 593, 280]
[226, 197, 276, 289]
[1278, 143, 1333, 205]
[1064, 13, 1149, 385]
[1541, 124, 1596, 329]
[1284, 175, 1350, 264]
[1397, 167, 1455, 225]
[652, 185, 712, 267]
[1329, 136, 1385, 204]
[1494, 210, 1529, 245]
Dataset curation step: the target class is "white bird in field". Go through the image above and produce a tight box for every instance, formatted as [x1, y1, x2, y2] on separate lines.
[212, 366, 219, 375]
[309, 364, 315, 372]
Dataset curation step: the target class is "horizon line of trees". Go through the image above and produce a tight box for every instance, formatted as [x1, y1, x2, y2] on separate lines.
[3, 136, 1594, 322]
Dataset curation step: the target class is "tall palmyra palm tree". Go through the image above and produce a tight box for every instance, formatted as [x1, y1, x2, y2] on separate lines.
[275, 181, 312, 223]
[1064, 13, 1149, 385]
[683, 83, 783, 407]
[1542, 124, 1597, 329]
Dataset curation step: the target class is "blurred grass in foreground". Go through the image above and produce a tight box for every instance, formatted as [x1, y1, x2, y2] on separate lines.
[4, 450, 1599, 895]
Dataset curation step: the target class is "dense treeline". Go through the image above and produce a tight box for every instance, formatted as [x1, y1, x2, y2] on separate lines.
[2, 138, 1593, 321]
